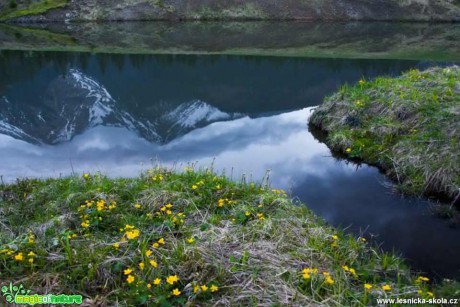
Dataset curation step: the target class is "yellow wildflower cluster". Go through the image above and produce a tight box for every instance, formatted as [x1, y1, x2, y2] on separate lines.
[0, 248, 15, 256]
[322, 272, 334, 285]
[193, 283, 219, 294]
[121, 225, 140, 240]
[217, 198, 229, 207]
[152, 238, 165, 248]
[192, 180, 205, 190]
[134, 203, 142, 209]
[342, 265, 357, 277]
[301, 268, 318, 279]
[159, 203, 173, 215]
[256, 213, 265, 221]
[83, 173, 90, 180]
[171, 212, 185, 225]
[364, 283, 373, 290]
[152, 174, 164, 182]
[301, 268, 334, 285]
[27, 251, 36, 264]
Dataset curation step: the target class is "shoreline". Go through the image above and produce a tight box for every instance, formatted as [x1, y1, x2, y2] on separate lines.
[309, 66, 460, 207]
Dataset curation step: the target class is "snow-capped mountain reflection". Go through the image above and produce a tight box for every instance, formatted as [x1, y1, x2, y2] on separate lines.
[0, 69, 242, 145]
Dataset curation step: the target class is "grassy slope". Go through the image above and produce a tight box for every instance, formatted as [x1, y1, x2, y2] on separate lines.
[0, 0, 68, 21]
[310, 66, 460, 202]
[0, 168, 455, 306]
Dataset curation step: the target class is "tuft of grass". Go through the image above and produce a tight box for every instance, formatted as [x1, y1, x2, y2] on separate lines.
[310, 66, 460, 203]
[0, 168, 454, 305]
[0, 0, 68, 21]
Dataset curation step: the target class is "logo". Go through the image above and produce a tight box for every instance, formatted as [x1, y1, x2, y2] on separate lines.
[1, 282, 82, 305]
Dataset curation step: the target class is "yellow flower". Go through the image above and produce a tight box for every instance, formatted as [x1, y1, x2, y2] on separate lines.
[126, 229, 140, 240]
[139, 262, 145, 270]
[126, 275, 135, 284]
[153, 278, 161, 285]
[201, 285, 208, 291]
[245, 211, 251, 216]
[187, 237, 195, 244]
[166, 275, 179, 285]
[124, 268, 133, 275]
[359, 79, 366, 86]
[345, 148, 352, 153]
[364, 283, 373, 290]
[210, 285, 219, 292]
[165, 203, 173, 208]
[81, 221, 90, 228]
[427, 291, 434, 297]
[325, 276, 334, 285]
[416, 276, 429, 283]
[28, 258, 34, 264]
[158, 238, 165, 245]
[342, 265, 349, 271]
[193, 285, 200, 293]
[149, 259, 158, 268]
[146, 250, 153, 257]
[192, 185, 198, 190]
[113, 243, 120, 249]
[166, 210, 172, 215]
[134, 203, 142, 209]
[27, 251, 36, 257]
[382, 284, 391, 291]
[160, 206, 166, 212]
[14, 253, 24, 261]
[172, 288, 181, 296]
[152, 243, 159, 248]
[147, 283, 151, 289]
[83, 173, 90, 179]
[302, 273, 311, 279]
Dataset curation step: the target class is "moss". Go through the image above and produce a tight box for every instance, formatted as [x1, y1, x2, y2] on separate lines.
[0, 0, 68, 21]
[0, 168, 452, 305]
[310, 66, 460, 201]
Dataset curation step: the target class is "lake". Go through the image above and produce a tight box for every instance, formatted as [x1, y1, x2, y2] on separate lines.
[0, 30, 459, 280]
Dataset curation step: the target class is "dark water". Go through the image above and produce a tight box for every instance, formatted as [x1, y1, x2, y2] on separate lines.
[0, 50, 459, 279]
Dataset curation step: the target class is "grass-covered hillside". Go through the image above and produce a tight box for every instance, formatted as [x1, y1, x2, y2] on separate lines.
[0, 168, 455, 306]
[310, 66, 460, 204]
[0, 0, 459, 22]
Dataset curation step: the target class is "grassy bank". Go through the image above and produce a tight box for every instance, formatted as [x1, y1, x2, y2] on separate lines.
[310, 66, 460, 204]
[0, 0, 68, 21]
[0, 168, 456, 305]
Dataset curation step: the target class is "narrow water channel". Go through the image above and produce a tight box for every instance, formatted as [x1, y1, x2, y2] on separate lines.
[0, 51, 458, 279]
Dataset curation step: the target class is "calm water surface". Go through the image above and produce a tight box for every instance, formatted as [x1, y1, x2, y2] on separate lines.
[0, 51, 459, 279]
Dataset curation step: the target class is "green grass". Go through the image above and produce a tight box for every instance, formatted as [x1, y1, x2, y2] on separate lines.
[0, 167, 456, 305]
[0, 0, 68, 21]
[310, 66, 460, 202]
